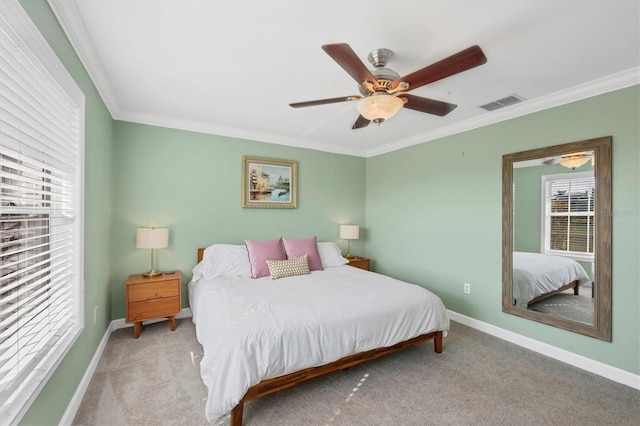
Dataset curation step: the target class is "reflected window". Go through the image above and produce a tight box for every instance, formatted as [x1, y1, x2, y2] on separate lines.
[542, 172, 595, 261]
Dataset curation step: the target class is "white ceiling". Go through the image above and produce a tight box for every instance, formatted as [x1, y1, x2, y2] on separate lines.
[49, 1, 639, 157]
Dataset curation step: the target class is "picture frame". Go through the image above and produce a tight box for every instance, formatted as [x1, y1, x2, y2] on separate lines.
[242, 156, 297, 208]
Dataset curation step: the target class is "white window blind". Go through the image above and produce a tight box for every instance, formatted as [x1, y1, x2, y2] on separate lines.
[542, 172, 595, 260]
[0, 1, 84, 423]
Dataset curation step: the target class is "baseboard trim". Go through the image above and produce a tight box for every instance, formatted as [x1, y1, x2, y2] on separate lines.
[58, 322, 112, 425]
[58, 308, 193, 425]
[447, 310, 640, 390]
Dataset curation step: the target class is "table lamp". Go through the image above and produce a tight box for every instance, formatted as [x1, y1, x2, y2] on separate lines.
[339, 225, 359, 258]
[136, 227, 169, 277]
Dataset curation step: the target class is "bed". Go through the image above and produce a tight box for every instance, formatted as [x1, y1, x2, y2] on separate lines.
[512, 251, 592, 307]
[188, 240, 450, 425]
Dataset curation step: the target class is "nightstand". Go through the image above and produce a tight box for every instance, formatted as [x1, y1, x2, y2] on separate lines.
[125, 272, 181, 338]
[346, 256, 370, 271]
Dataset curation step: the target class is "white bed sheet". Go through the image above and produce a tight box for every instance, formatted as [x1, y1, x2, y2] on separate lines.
[189, 265, 450, 422]
[513, 251, 591, 306]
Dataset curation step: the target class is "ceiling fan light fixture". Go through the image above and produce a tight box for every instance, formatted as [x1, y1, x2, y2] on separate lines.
[358, 93, 404, 123]
[559, 151, 592, 169]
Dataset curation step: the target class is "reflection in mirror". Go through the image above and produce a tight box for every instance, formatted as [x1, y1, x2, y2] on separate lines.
[502, 137, 611, 341]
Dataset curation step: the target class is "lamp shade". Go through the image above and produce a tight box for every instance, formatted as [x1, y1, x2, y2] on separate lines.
[136, 228, 169, 249]
[340, 225, 359, 240]
[358, 94, 404, 123]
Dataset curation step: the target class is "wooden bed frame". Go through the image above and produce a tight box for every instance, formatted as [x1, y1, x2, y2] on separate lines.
[525, 279, 581, 307]
[196, 248, 444, 426]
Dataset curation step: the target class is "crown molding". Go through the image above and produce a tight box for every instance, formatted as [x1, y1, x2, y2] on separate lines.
[116, 110, 364, 157]
[107, 68, 640, 159]
[366, 67, 640, 157]
[47, 0, 119, 116]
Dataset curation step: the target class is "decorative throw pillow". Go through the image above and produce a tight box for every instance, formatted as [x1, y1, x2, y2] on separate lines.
[283, 236, 323, 271]
[245, 237, 287, 278]
[266, 255, 310, 280]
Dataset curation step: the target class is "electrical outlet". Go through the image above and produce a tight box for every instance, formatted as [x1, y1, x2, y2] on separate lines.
[93, 306, 98, 324]
[464, 283, 471, 294]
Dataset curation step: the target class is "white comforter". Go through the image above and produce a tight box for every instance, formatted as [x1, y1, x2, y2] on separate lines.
[189, 265, 450, 422]
[513, 251, 591, 306]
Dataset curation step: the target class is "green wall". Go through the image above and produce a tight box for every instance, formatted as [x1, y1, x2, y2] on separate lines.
[365, 85, 640, 374]
[110, 122, 366, 318]
[18, 1, 114, 424]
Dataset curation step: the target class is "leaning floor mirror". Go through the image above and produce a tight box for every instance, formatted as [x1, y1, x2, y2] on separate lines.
[502, 136, 612, 341]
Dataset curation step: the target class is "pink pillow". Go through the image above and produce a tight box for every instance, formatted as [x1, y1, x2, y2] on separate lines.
[245, 238, 287, 278]
[282, 236, 323, 271]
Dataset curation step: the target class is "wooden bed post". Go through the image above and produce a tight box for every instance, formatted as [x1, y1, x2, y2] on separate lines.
[434, 330, 443, 353]
[230, 402, 244, 426]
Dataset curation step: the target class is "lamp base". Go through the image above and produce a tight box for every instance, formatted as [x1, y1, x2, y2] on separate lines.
[143, 269, 163, 277]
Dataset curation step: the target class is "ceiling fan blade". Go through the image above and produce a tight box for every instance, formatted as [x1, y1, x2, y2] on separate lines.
[322, 43, 379, 86]
[352, 115, 371, 129]
[289, 95, 362, 108]
[399, 94, 457, 116]
[392, 45, 487, 92]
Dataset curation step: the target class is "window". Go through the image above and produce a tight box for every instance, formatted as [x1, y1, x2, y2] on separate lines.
[0, 1, 84, 423]
[542, 172, 595, 261]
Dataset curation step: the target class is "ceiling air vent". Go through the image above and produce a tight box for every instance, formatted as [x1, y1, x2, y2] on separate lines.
[479, 94, 525, 111]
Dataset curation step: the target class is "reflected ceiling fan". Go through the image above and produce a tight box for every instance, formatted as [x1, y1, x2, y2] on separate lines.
[543, 151, 594, 169]
[290, 43, 487, 129]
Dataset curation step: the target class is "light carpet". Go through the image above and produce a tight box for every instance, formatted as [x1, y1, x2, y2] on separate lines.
[72, 319, 639, 425]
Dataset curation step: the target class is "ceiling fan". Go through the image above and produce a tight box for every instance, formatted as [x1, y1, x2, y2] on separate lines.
[290, 43, 487, 129]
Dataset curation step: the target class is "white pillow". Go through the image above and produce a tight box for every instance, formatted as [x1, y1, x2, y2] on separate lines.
[317, 242, 349, 268]
[192, 244, 252, 280]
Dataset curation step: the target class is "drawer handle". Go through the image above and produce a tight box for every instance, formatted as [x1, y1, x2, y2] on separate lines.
[146, 296, 162, 302]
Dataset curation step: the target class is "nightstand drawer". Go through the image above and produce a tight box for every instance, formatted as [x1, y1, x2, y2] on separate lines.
[127, 296, 180, 321]
[128, 279, 180, 302]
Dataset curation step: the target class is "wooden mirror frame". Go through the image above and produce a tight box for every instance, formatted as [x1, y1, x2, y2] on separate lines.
[502, 136, 612, 341]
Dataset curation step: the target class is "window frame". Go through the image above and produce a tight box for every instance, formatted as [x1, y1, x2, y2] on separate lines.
[540, 171, 595, 262]
[0, 0, 85, 423]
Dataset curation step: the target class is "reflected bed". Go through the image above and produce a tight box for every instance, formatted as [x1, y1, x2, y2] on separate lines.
[512, 251, 591, 307]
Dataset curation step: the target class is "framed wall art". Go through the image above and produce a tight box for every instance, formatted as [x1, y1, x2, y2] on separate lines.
[242, 156, 297, 208]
